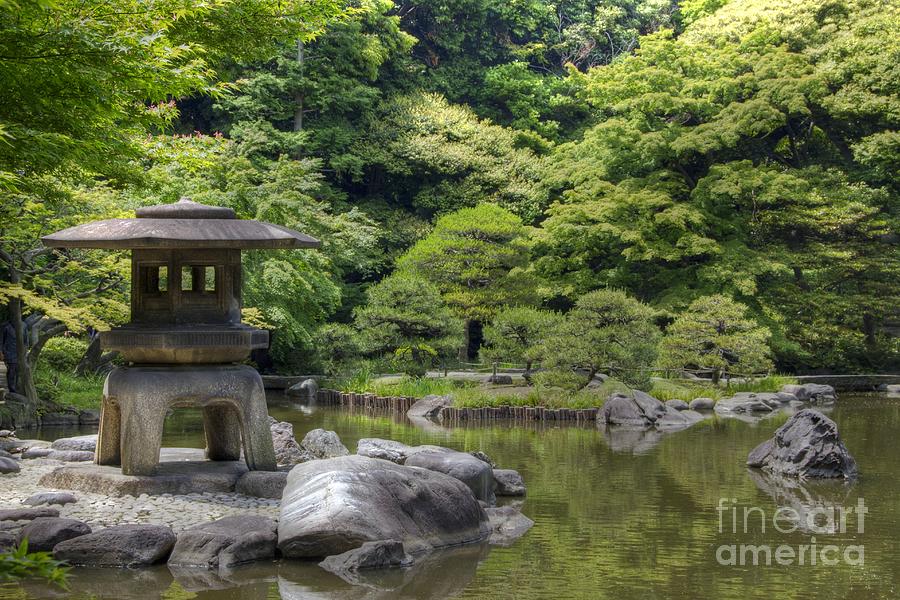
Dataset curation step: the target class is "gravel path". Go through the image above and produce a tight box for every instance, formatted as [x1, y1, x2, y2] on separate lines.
[2, 458, 280, 532]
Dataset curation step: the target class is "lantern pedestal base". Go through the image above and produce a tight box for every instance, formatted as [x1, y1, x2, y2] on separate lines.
[96, 365, 277, 476]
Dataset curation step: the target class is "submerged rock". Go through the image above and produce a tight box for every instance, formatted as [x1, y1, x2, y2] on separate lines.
[493, 469, 526, 496]
[168, 515, 277, 569]
[319, 539, 413, 577]
[17, 517, 91, 552]
[485, 506, 534, 547]
[53, 524, 176, 567]
[747, 409, 857, 479]
[300, 428, 349, 459]
[278, 455, 490, 558]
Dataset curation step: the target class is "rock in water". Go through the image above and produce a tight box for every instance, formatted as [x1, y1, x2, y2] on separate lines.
[53, 524, 176, 567]
[269, 418, 312, 466]
[286, 378, 318, 400]
[598, 392, 666, 427]
[17, 517, 91, 551]
[746, 409, 857, 479]
[493, 469, 526, 496]
[485, 506, 534, 546]
[168, 515, 277, 569]
[46, 450, 95, 462]
[665, 399, 690, 411]
[689, 397, 715, 410]
[278, 455, 490, 558]
[406, 395, 452, 419]
[319, 540, 413, 575]
[780, 383, 837, 404]
[300, 429, 349, 459]
[405, 448, 496, 504]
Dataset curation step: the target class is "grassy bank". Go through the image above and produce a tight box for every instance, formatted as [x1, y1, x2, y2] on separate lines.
[330, 372, 798, 410]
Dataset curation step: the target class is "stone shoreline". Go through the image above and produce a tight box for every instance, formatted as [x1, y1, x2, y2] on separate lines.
[2, 457, 279, 533]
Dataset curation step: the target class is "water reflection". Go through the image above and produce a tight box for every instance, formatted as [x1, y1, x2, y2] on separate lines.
[14, 393, 900, 600]
[747, 469, 857, 533]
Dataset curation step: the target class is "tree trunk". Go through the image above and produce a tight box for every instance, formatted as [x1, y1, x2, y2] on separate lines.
[711, 368, 721, 385]
[8, 296, 39, 421]
[459, 319, 471, 362]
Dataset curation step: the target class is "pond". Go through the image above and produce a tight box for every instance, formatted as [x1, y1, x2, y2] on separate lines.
[11, 393, 900, 600]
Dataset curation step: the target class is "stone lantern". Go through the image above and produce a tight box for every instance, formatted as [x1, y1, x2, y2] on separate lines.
[42, 198, 319, 475]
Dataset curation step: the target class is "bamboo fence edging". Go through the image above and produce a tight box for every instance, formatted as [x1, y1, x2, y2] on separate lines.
[316, 389, 600, 423]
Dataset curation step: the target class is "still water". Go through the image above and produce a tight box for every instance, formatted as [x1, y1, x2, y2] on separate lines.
[11, 394, 900, 600]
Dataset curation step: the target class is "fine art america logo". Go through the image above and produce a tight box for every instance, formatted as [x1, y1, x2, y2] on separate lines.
[715, 498, 866, 566]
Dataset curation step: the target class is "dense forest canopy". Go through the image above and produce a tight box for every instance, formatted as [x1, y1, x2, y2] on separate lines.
[1, 0, 897, 403]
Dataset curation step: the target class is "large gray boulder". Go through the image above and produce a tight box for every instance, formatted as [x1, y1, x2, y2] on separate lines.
[21, 447, 53, 459]
[780, 383, 837, 404]
[0, 456, 20, 474]
[53, 524, 176, 567]
[300, 428, 349, 459]
[599, 391, 692, 429]
[405, 448, 496, 504]
[269, 418, 312, 467]
[357, 438, 415, 464]
[665, 399, 689, 411]
[50, 434, 97, 452]
[493, 469, 526, 496]
[747, 409, 857, 479]
[168, 515, 277, 569]
[17, 517, 91, 551]
[406, 395, 452, 419]
[318, 539, 413, 577]
[278, 455, 490, 558]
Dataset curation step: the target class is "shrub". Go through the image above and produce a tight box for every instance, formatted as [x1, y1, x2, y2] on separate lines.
[40, 337, 88, 373]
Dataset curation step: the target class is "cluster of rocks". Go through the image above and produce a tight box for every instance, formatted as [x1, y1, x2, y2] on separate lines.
[2, 422, 531, 585]
[714, 383, 837, 415]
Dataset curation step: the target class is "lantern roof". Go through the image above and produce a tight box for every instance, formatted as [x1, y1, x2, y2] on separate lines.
[41, 198, 320, 250]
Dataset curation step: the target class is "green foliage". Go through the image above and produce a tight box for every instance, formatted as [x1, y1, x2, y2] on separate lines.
[33, 366, 103, 411]
[0, 540, 69, 587]
[354, 274, 463, 374]
[534, 2, 900, 372]
[361, 93, 550, 221]
[481, 307, 562, 369]
[541, 289, 661, 389]
[39, 337, 88, 373]
[397, 204, 540, 323]
[660, 295, 773, 382]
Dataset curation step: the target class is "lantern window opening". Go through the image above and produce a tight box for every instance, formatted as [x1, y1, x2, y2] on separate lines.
[181, 265, 218, 294]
